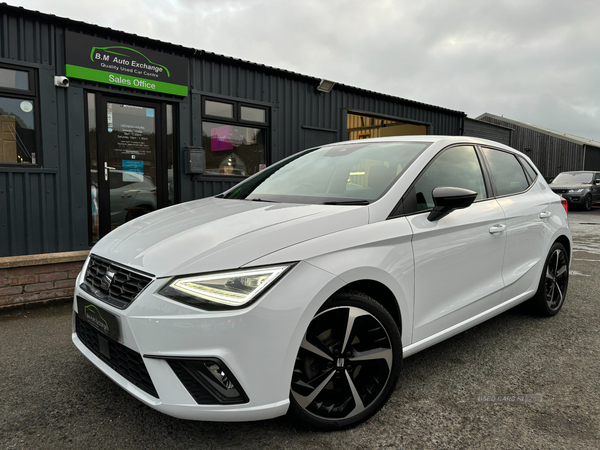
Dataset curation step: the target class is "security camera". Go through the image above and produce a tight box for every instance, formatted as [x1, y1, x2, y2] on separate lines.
[54, 76, 70, 87]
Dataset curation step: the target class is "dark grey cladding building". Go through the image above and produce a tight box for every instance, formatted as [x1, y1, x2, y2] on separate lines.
[0, 3, 468, 258]
[476, 113, 600, 180]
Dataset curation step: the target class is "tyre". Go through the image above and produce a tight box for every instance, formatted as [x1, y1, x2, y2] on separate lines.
[583, 194, 592, 211]
[529, 242, 569, 316]
[289, 291, 402, 430]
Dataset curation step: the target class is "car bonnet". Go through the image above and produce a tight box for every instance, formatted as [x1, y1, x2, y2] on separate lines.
[90, 197, 369, 277]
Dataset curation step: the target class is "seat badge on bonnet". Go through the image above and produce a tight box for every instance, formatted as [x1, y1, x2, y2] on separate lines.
[100, 269, 116, 291]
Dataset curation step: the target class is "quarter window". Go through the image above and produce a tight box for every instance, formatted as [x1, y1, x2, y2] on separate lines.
[413, 145, 487, 211]
[482, 148, 529, 196]
[0, 64, 38, 165]
[517, 155, 538, 184]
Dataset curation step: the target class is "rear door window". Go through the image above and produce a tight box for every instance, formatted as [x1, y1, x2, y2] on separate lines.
[482, 148, 529, 196]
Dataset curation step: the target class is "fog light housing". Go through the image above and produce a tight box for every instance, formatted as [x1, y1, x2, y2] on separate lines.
[157, 357, 249, 404]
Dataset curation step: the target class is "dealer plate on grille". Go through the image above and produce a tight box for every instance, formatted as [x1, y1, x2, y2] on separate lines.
[77, 296, 120, 341]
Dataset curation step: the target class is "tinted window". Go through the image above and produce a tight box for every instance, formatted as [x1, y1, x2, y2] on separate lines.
[223, 141, 429, 204]
[482, 148, 529, 196]
[240, 106, 266, 123]
[202, 122, 266, 176]
[205, 100, 234, 119]
[414, 145, 487, 211]
[0, 96, 36, 164]
[0, 67, 29, 90]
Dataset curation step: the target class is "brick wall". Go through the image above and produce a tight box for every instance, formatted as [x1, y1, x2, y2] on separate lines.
[0, 251, 88, 309]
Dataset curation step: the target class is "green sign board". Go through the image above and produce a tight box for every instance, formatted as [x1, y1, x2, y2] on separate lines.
[65, 31, 188, 96]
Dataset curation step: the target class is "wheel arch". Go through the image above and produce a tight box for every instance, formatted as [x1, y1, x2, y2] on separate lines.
[334, 280, 402, 335]
[554, 234, 572, 262]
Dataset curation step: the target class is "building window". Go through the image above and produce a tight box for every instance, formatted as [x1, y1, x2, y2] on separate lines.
[202, 98, 268, 177]
[0, 64, 38, 165]
[205, 100, 234, 119]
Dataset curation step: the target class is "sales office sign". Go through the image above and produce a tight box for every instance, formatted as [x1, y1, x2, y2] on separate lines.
[65, 31, 188, 96]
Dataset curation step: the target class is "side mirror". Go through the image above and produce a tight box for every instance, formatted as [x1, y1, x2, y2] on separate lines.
[427, 187, 478, 221]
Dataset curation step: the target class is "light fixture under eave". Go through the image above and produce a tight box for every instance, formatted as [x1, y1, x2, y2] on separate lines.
[316, 79, 336, 93]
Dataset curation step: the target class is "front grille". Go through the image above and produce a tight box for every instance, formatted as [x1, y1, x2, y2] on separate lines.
[551, 188, 569, 194]
[76, 314, 159, 398]
[83, 255, 153, 309]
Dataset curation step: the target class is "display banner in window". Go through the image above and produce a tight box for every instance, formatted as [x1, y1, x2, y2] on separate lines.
[65, 31, 188, 96]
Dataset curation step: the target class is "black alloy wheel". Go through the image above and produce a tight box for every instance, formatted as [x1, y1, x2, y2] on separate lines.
[289, 292, 402, 430]
[530, 242, 569, 316]
[584, 194, 592, 211]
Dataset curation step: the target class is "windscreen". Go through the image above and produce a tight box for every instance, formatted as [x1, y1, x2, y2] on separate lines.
[552, 172, 593, 184]
[222, 141, 430, 204]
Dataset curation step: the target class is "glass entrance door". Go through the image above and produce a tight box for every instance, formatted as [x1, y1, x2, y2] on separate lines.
[87, 94, 174, 242]
[104, 101, 158, 231]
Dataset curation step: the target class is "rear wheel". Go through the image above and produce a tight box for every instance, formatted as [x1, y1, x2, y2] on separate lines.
[529, 242, 569, 316]
[289, 291, 402, 430]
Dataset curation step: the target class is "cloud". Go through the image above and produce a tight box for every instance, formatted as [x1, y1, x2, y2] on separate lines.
[8, 0, 600, 140]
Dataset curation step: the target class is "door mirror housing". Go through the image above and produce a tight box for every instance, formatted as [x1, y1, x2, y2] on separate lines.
[427, 187, 478, 221]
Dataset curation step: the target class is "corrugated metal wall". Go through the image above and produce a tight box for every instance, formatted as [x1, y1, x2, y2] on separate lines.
[0, 9, 90, 256]
[187, 55, 463, 200]
[0, 6, 189, 256]
[463, 118, 511, 146]
[0, 5, 463, 257]
[584, 145, 600, 170]
[478, 115, 585, 178]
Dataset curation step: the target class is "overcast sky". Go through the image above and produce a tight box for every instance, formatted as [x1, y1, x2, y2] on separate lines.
[9, 0, 600, 141]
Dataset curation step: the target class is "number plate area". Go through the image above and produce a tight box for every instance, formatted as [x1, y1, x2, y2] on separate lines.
[77, 296, 120, 342]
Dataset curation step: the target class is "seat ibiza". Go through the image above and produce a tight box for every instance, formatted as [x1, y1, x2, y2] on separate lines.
[73, 136, 571, 430]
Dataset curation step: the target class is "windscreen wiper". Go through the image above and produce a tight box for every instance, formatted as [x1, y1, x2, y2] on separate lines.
[248, 198, 279, 203]
[322, 200, 369, 205]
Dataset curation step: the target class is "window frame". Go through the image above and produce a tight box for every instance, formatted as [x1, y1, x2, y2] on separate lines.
[389, 144, 493, 218]
[201, 96, 270, 179]
[203, 98, 236, 121]
[0, 63, 36, 96]
[479, 146, 533, 198]
[239, 102, 268, 126]
[0, 62, 41, 167]
[516, 155, 539, 185]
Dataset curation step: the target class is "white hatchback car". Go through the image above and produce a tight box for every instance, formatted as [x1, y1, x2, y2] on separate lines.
[73, 136, 571, 430]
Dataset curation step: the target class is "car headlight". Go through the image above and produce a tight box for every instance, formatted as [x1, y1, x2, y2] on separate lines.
[568, 188, 584, 193]
[159, 265, 292, 309]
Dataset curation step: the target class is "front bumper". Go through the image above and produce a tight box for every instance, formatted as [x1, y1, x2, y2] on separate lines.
[553, 191, 588, 205]
[72, 260, 342, 421]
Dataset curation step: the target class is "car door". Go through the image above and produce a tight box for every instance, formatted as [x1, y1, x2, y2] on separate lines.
[404, 145, 507, 343]
[481, 148, 552, 302]
[594, 172, 600, 203]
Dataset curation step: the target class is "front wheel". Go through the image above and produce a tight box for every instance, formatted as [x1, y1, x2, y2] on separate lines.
[529, 242, 569, 316]
[289, 291, 402, 430]
[583, 194, 592, 211]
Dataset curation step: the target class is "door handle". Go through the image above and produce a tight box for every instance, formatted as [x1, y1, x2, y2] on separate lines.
[104, 162, 115, 181]
[539, 211, 552, 219]
[489, 224, 506, 234]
